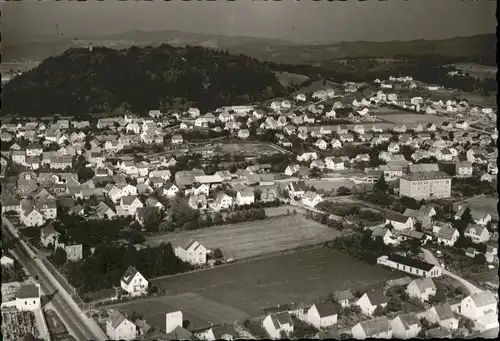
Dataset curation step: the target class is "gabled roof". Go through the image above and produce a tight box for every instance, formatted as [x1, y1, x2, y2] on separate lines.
[335, 289, 354, 302]
[17, 284, 40, 299]
[388, 254, 435, 272]
[365, 290, 388, 306]
[432, 303, 454, 320]
[470, 292, 496, 307]
[411, 278, 436, 293]
[108, 309, 127, 330]
[358, 316, 391, 336]
[121, 265, 140, 285]
[313, 301, 338, 318]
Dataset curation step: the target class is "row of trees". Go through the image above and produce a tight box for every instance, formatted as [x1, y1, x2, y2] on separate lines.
[61, 242, 192, 297]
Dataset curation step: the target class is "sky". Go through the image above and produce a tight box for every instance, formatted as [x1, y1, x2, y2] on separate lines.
[2, 0, 496, 44]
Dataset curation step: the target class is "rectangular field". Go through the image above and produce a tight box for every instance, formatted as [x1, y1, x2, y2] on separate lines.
[150, 247, 400, 316]
[218, 143, 282, 155]
[145, 216, 341, 259]
[380, 113, 447, 125]
[107, 292, 249, 331]
[462, 195, 498, 221]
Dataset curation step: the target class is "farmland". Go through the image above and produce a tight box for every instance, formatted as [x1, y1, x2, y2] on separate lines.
[144, 216, 341, 259]
[147, 247, 400, 317]
[460, 195, 498, 221]
[107, 292, 249, 331]
[274, 71, 310, 88]
[189, 142, 285, 156]
[449, 63, 497, 80]
[380, 113, 447, 125]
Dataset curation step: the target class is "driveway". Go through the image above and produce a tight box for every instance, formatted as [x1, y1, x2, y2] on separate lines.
[422, 248, 483, 295]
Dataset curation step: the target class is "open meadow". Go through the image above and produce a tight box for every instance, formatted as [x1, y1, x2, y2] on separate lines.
[274, 71, 310, 88]
[144, 216, 342, 259]
[217, 142, 283, 155]
[380, 113, 447, 125]
[107, 292, 250, 331]
[145, 247, 400, 317]
[461, 195, 498, 221]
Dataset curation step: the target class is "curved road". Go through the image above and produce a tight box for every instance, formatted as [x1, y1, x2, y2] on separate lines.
[422, 248, 483, 295]
[2, 223, 107, 341]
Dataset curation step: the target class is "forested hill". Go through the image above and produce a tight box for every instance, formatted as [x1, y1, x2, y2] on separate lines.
[2, 45, 286, 117]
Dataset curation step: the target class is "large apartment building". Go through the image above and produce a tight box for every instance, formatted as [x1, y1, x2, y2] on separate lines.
[399, 171, 451, 199]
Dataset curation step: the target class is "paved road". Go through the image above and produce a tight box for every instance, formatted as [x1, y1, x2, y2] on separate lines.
[421, 248, 483, 295]
[2, 221, 107, 341]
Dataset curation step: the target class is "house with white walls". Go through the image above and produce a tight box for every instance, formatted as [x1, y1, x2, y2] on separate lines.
[174, 241, 208, 266]
[120, 266, 149, 296]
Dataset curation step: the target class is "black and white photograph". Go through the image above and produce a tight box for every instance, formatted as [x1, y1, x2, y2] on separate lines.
[1, 0, 498, 340]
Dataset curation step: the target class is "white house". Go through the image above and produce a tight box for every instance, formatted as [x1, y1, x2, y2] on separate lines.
[174, 241, 208, 266]
[460, 292, 498, 322]
[15, 283, 41, 311]
[426, 303, 459, 330]
[120, 266, 149, 296]
[213, 193, 233, 210]
[306, 302, 338, 329]
[352, 317, 392, 339]
[295, 93, 306, 102]
[371, 227, 399, 246]
[284, 164, 300, 176]
[377, 254, 442, 278]
[356, 290, 389, 316]
[235, 188, 255, 206]
[435, 226, 460, 247]
[406, 278, 437, 302]
[334, 290, 355, 308]
[301, 191, 322, 208]
[464, 224, 491, 244]
[106, 309, 138, 341]
[287, 181, 307, 198]
[315, 139, 328, 150]
[297, 152, 318, 162]
[120, 195, 144, 216]
[391, 314, 421, 339]
[262, 312, 294, 339]
[1, 255, 15, 267]
[385, 212, 414, 231]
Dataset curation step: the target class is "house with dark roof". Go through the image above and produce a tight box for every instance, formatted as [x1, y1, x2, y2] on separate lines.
[106, 309, 138, 340]
[356, 290, 389, 316]
[426, 303, 459, 330]
[464, 224, 491, 244]
[385, 211, 414, 231]
[15, 283, 41, 311]
[352, 316, 392, 339]
[377, 254, 442, 278]
[427, 326, 452, 338]
[305, 302, 338, 329]
[261, 311, 294, 339]
[120, 266, 148, 296]
[334, 289, 355, 308]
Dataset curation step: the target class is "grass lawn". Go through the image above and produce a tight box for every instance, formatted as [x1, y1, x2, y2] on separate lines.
[306, 179, 357, 192]
[461, 195, 498, 220]
[106, 292, 250, 331]
[144, 216, 341, 259]
[149, 247, 400, 317]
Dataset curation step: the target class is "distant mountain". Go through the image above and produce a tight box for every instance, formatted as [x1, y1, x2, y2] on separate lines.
[2, 30, 494, 66]
[2, 45, 285, 117]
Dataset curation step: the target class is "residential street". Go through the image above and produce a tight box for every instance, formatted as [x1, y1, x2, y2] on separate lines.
[421, 248, 483, 295]
[2, 220, 108, 341]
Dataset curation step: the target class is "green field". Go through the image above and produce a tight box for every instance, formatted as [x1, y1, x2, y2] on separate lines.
[145, 216, 341, 259]
[462, 195, 498, 221]
[147, 247, 399, 317]
[380, 113, 447, 125]
[106, 292, 250, 331]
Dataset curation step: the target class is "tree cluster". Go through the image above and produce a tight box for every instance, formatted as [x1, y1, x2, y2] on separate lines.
[62, 242, 191, 297]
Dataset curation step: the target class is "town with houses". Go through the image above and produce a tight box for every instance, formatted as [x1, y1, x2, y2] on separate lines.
[1, 66, 498, 341]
